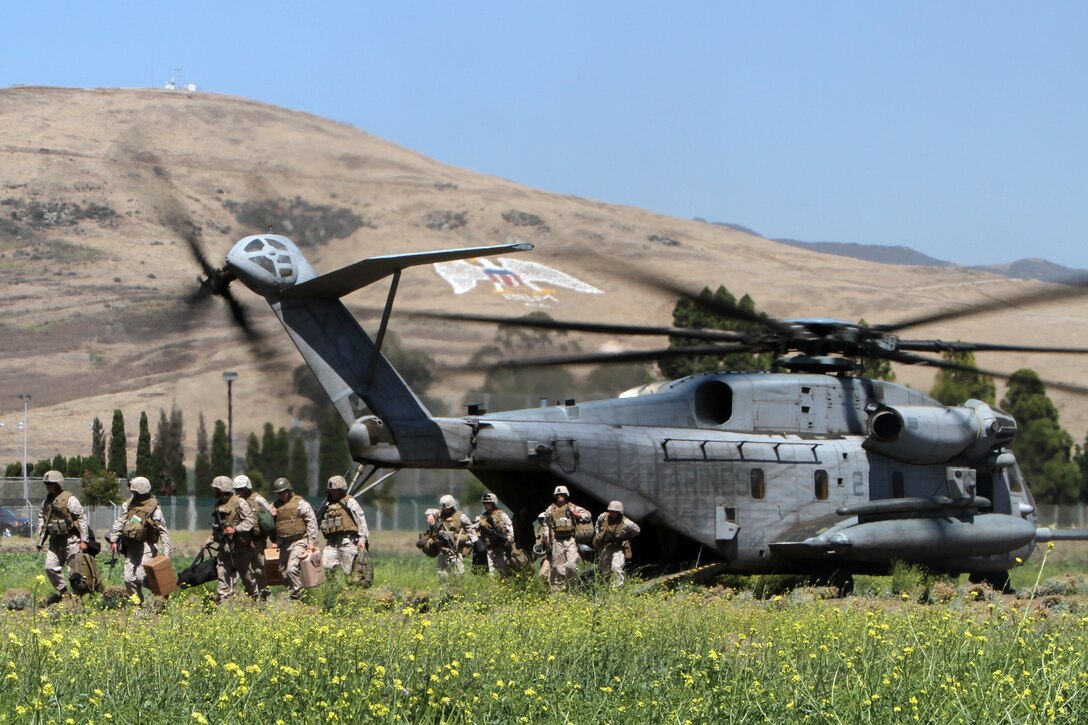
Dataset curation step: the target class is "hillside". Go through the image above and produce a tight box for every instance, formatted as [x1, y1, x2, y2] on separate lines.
[2, 86, 1088, 463]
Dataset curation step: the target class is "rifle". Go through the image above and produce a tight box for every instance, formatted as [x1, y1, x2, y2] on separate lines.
[480, 514, 510, 549]
[211, 509, 236, 570]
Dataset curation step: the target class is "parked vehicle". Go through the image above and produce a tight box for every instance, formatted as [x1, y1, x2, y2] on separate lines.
[0, 507, 32, 537]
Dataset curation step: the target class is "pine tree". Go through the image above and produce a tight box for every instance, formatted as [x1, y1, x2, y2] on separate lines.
[107, 409, 127, 480]
[210, 419, 231, 483]
[135, 411, 153, 478]
[50, 453, 66, 474]
[273, 427, 290, 479]
[151, 409, 168, 493]
[1001, 369, 1080, 504]
[288, 434, 309, 491]
[260, 422, 277, 483]
[318, 408, 351, 487]
[245, 432, 263, 489]
[162, 403, 186, 494]
[91, 416, 106, 467]
[194, 413, 211, 491]
[660, 286, 772, 380]
[929, 348, 996, 405]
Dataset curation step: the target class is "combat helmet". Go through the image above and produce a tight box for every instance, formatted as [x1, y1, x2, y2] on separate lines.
[439, 494, 457, 509]
[481, 492, 498, 505]
[211, 476, 234, 493]
[42, 470, 64, 485]
[129, 477, 152, 495]
[606, 500, 624, 514]
[272, 477, 293, 493]
[232, 474, 252, 490]
[553, 485, 570, 498]
[327, 475, 348, 491]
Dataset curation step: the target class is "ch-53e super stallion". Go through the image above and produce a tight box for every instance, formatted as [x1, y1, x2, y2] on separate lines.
[187, 230, 1088, 592]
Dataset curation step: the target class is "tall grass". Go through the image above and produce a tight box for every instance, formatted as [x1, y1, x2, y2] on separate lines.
[0, 546, 1085, 722]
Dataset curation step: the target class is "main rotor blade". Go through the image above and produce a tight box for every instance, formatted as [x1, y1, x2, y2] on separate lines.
[897, 340, 1088, 355]
[448, 343, 755, 371]
[881, 349, 1088, 396]
[617, 265, 797, 338]
[879, 275, 1088, 334]
[407, 310, 749, 343]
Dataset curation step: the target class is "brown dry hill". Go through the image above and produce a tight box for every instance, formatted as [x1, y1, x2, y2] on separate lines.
[2, 86, 1087, 462]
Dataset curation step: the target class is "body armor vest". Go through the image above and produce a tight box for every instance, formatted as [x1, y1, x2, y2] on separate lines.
[121, 496, 160, 543]
[546, 504, 576, 537]
[43, 491, 75, 537]
[276, 495, 307, 538]
[319, 500, 358, 535]
[215, 495, 243, 528]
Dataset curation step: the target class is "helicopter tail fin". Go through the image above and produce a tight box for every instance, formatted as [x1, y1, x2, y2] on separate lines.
[269, 242, 533, 463]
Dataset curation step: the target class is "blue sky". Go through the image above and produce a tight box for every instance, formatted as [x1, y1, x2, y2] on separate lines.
[2, 3, 1086, 268]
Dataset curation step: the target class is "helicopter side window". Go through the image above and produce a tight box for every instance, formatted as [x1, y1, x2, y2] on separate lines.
[814, 470, 829, 500]
[750, 468, 766, 500]
[892, 472, 904, 498]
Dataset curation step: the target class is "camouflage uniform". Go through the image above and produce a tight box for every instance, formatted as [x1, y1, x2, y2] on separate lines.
[435, 495, 477, 580]
[273, 479, 318, 599]
[37, 471, 88, 596]
[594, 501, 640, 587]
[539, 486, 591, 592]
[208, 476, 258, 602]
[476, 494, 515, 577]
[109, 477, 172, 601]
[235, 475, 274, 593]
[320, 476, 369, 576]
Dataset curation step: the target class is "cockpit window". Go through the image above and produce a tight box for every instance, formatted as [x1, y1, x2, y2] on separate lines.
[244, 239, 265, 253]
[267, 238, 287, 250]
[252, 256, 276, 275]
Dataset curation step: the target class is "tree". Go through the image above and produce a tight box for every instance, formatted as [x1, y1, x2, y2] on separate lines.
[272, 427, 290, 481]
[318, 408, 351, 486]
[287, 434, 309, 491]
[244, 432, 266, 491]
[50, 453, 66, 474]
[929, 348, 996, 405]
[135, 411, 153, 478]
[1000, 369, 1079, 504]
[194, 413, 211, 491]
[107, 409, 127, 480]
[82, 469, 119, 505]
[210, 419, 231, 483]
[91, 416, 106, 468]
[660, 286, 772, 380]
[260, 423, 277, 484]
[164, 403, 186, 494]
[854, 319, 896, 382]
[582, 363, 655, 398]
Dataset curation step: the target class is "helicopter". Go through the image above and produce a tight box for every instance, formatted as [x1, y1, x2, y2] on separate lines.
[188, 229, 1088, 592]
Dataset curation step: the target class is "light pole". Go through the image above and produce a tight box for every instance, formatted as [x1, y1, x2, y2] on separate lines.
[18, 394, 30, 504]
[223, 372, 238, 476]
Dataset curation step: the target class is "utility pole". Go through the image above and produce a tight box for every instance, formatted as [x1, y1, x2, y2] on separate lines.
[223, 372, 238, 476]
[18, 394, 30, 504]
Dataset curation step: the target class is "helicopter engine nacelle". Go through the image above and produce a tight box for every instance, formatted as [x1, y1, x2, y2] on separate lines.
[864, 405, 983, 464]
[347, 416, 387, 458]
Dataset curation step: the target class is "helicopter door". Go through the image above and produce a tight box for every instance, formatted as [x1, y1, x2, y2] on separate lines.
[552, 438, 578, 473]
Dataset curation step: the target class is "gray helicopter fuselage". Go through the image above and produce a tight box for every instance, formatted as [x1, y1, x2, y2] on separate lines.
[353, 371, 1038, 574]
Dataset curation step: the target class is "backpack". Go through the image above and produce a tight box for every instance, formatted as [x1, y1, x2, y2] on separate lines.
[69, 552, 102, 595]
[257, 508, 276, 539]
[351, 547, 374, 588]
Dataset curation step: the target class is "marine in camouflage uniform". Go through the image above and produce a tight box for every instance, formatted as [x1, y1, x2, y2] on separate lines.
[272, 477, 318, 600]
[319, 475, 369, 577]
[593, 500, 641, 587]
[234, 474, 274, 595]
[37, 470, 89, 601]
[109, 476, 172, 602]
[435, 494, 477, 580]
[205, 475, 258, 602]
[539, 485, 591, 592]
[475, 492, 515, 577]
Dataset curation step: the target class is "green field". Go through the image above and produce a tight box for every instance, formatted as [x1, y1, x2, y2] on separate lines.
[0, 535, 1086, 723]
